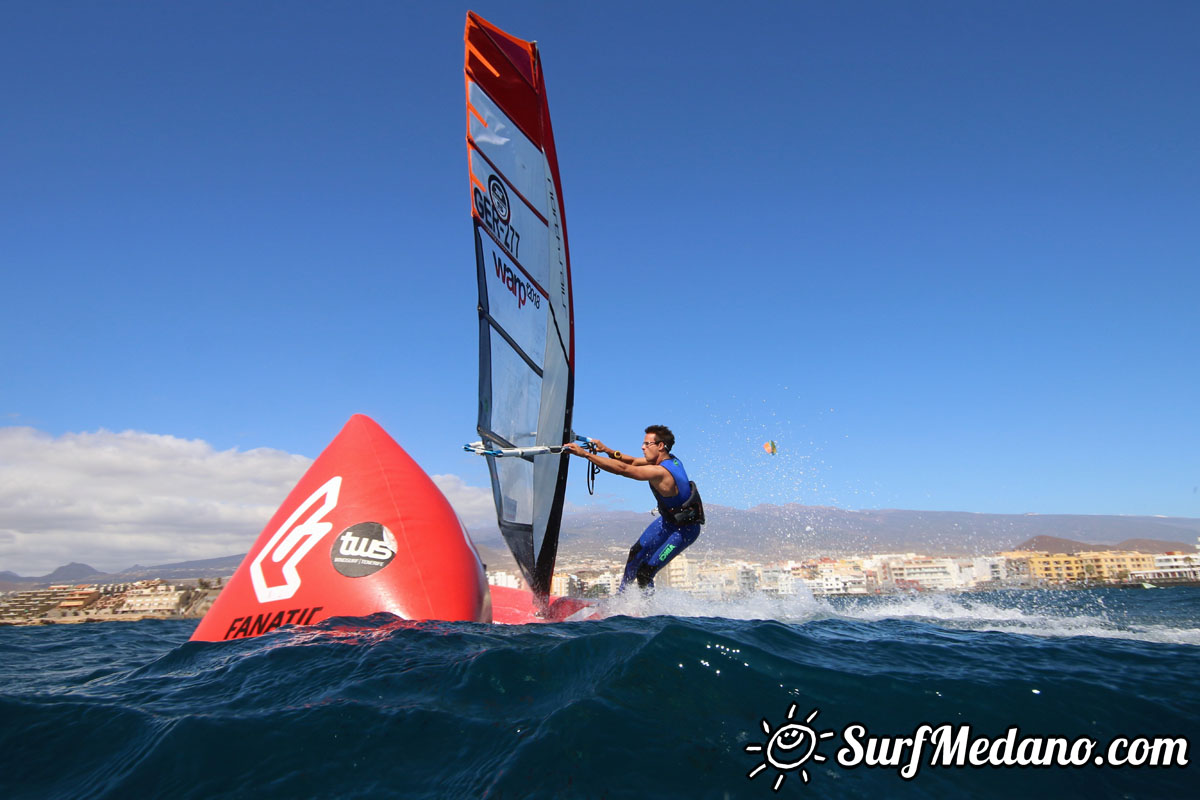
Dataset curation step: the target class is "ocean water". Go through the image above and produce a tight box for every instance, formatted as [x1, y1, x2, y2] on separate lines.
[1, 587, 1196, 799]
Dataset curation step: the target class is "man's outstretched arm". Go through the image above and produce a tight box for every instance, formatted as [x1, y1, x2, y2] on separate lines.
[583, 439, 649, 466]
[564, 443, 660, 481]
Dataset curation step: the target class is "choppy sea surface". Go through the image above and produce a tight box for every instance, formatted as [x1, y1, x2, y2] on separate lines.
[1, 587, 1196, 799]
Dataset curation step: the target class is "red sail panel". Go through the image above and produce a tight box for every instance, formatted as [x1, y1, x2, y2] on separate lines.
[468, 12, 536, 86]
[465, 12, 540, 147]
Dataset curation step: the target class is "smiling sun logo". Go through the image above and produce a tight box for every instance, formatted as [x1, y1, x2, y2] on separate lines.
[745, 704, 836, 791]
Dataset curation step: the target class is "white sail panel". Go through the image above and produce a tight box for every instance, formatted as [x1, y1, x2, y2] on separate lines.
[467, 81, 550, 221]
[469, 148, 551, 287]
[480, 237, 548, 369]
[496, 454, 534, 526]
[487, 336, 541, 451]
[532, 348, 568, 558]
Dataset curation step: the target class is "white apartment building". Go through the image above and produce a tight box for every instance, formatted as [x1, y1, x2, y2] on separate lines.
[802, 572, 869, 596]
[877, 557, 966, 592]
[757, 565, 799, 596]
[486, 570, 523, 589]
[586, 571, 621, 596]
[860, 554, 918, 578]
[965, 556, 1009, 585]
[1130, 552, 1200, 583]
[660, 553, 696, 589]
[687, 562, 758, 598]
[799, 560, 871, 596]
[121, 584, 183, 614]
[551, 573, 584, 598]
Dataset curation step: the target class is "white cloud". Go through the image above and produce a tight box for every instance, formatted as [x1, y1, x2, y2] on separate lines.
[0, 427, 311, 575]
[429, 473, 497, 529]
[0, 427, 498, 577]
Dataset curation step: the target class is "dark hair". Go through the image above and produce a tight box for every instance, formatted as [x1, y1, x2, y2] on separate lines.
[644, 424, 675, 452]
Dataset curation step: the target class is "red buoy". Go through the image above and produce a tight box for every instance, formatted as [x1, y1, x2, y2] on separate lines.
[190, 415, 491, 641]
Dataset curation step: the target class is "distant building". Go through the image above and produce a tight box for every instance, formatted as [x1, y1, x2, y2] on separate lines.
[965, 556, 1009, 585]
[871, 555, 964, 592]
[121, 581, 183, 614]
[584, 571, 620, 596]
[1131, 552, 1200, 583]
[688, 562, 758, 598]
[1025, 551, 1159, 584]
[801, 558, 870, 595]
[551, 573, 584, 598]
[1027, 553, 1085, 584]
[1077, 551, 1155, 581]
[660, 553, 697, 590]
[486, 570, 523, 590]
[57, 589, 100, 612]
[996, 552, 1035, 586]
[0, 585, 84, 621]
[757, 565, 798, 596]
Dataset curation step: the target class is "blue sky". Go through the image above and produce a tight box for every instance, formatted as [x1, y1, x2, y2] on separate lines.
[2, 1, 1198, 574]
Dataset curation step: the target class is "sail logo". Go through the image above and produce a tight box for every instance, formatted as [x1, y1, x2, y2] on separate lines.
[475, 175, 521, 258]
[250, 476, 343, 603]
[493, 253, 541, 310]
[330, 522, 398, 578]
[488, 175, 510, 221]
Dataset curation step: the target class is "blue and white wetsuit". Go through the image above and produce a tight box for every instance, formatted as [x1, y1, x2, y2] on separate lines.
[620, 455, 703, 591]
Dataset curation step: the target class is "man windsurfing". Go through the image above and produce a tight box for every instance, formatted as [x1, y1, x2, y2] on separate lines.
[565, 425, 705, 591]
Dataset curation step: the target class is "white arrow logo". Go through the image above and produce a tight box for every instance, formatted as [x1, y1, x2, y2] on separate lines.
[250, 476, 342, 603]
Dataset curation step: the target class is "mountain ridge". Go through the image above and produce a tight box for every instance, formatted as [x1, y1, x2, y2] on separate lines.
[4, 505, 1196, 589]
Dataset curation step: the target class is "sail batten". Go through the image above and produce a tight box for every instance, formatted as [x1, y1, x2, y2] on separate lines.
[465, 12, 574, 600]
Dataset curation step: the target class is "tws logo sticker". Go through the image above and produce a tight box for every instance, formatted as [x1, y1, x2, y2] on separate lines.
[330, 521, 398, 578]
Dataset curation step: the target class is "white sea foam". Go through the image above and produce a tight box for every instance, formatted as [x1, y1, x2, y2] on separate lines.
[595, 587, 1200, 646]
[829, 593, 1200, 646]
[597, 586, 826, 623]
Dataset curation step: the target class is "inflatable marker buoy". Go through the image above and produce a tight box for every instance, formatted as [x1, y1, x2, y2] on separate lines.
[191, 415, 490, 642]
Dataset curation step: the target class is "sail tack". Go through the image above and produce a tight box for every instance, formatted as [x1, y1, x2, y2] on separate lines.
[465, 12, 574, 599]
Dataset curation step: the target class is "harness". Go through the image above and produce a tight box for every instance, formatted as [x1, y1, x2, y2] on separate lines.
[661, 481, 706, 526]
[652, 456, 706, 527]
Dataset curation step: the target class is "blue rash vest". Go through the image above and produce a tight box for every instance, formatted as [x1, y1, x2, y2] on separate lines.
[650, 455, 692, 517]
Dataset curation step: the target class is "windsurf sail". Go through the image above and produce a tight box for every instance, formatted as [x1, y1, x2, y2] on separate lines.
[464, 12, 574, 600]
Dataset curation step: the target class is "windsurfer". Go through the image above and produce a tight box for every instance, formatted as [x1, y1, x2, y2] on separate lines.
[564, 425, 704, 591]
